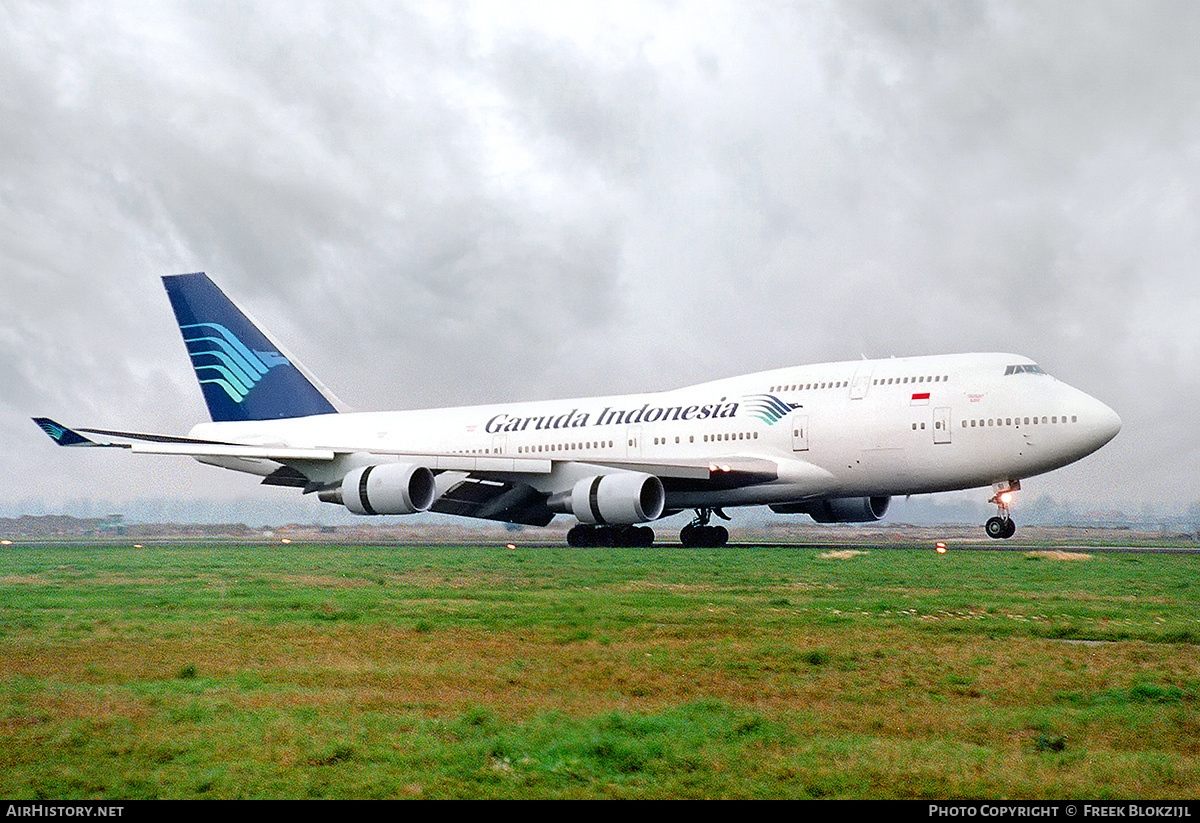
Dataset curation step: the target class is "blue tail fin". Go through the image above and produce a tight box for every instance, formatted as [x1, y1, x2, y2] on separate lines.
[162, 273, 339, 422]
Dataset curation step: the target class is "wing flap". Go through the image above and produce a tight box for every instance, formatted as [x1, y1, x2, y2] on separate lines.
[128, 442, 337, 460]
[430, 477, 554, 526]
[578, 456, 779, 485]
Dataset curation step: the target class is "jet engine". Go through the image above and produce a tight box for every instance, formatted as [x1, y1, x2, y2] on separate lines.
[548, 473, 665, 524]
[321, 463, 437, 515]
[770, 496, 890, 523]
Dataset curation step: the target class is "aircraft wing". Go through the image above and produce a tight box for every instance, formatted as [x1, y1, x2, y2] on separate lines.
[35, 418, 779, 482]
[36, 418, 781, 485]
[34, 418, 785, 525]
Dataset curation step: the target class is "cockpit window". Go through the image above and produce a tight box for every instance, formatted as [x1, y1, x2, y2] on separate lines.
[1004, 364, 1047, 376]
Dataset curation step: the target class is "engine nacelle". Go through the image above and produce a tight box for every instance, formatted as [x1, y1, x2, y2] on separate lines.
[326, 463, 437, 515]
[549, 473, 665, 524]
[770, 495, 890, 523]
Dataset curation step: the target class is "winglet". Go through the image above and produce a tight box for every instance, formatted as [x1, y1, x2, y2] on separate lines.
[32, 418, 102, 447]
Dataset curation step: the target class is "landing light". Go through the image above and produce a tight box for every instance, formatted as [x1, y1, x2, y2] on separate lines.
[280, 538, 291, 544]
[935, 542, 947, 554]
[0, 539, 10, 546]
[507, 543, 516, 550]
[998, 492, 1014, 505]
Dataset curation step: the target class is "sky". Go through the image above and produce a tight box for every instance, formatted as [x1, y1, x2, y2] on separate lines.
[3, 0, 1198, 525]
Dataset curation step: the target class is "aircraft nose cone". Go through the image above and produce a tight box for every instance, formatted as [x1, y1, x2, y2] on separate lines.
[1089, 397, 1122, 450]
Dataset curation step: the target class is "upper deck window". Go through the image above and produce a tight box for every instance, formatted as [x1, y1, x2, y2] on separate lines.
[1004, 364, 1047, 376]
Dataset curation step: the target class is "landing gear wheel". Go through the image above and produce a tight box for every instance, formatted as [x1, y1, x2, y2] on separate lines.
[680, 512, 729, 548]
[985, 517, 1006, 539]
[567, 523, 655, 548]
[680, 523, 698, 547]
[985, 517, 1017, 540]
[567, 524, 595, 547]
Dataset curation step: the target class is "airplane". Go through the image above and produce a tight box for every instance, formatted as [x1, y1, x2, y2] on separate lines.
[34, 272, 1122, 547]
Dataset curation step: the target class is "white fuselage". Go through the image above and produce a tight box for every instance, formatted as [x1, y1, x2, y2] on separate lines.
[188, 352, 1121, 516]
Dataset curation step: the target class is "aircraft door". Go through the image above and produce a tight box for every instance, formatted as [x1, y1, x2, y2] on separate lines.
[933, 407, 951, 445]
[790, 413, 809, 452]
[626, 426, 643, 458]
[850, 366, 873, 400]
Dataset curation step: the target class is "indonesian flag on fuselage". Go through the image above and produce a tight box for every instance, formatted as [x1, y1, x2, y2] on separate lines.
[910, 392, 930, 405]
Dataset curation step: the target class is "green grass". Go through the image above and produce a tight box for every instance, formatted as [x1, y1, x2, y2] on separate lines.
[1, 541, 1199, 798]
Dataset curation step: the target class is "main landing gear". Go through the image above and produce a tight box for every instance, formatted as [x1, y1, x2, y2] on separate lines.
[679, 508, 729, 548]
[567, 523, 655, 547]
[984, 482, 1020, 539]
[565, 508, 734, 549]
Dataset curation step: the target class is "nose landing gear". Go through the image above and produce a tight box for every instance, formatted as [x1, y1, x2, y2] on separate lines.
[985, 482, 1020, 539]
[679, 508, 730, 548]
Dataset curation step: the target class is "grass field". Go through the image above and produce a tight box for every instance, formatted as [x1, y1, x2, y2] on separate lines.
[1, 539, 1198, 799]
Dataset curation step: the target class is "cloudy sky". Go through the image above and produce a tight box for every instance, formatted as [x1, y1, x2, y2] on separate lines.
[3, 0, 1198, 523]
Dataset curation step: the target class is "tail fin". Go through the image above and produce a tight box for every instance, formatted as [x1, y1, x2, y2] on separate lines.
[162, 273, 341, 422]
